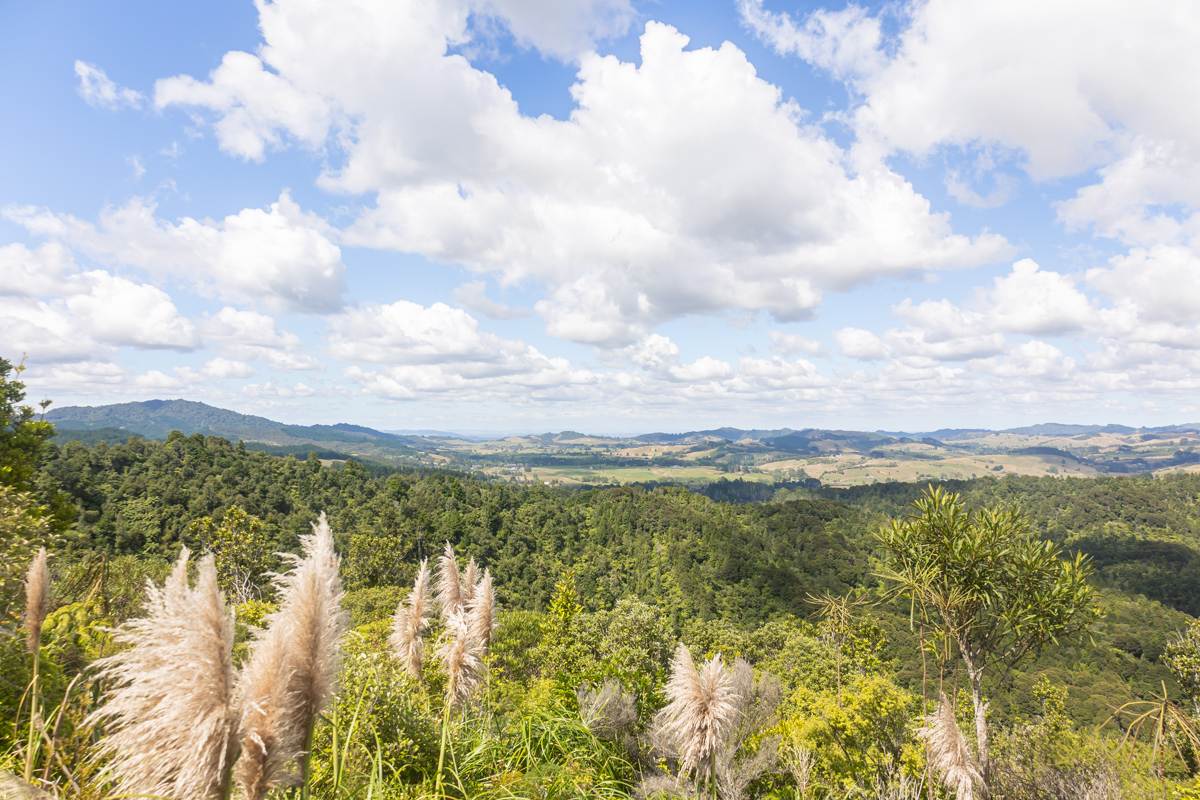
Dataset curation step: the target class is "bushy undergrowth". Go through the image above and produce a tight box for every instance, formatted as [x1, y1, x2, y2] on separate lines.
[3, 556, 1200, 799]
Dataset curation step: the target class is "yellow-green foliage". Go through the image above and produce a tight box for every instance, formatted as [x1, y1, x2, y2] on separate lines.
[343, 584, 407, 627]
[489, 609, 546, 710]
[991, 675, 1193, 800]
[233, 598, 276, 663]
[450, 689, 636, 799]
[1167, 620, 1200, 712]
[776, 673, 921, 794]
[307, 647, 439, 793]
[0, 484, 56, 621]
[40, 596, 113, 669]
[186, 505, 275, 600]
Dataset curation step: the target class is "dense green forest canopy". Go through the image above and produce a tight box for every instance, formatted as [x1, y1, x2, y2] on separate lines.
[23, 432, 1197, 723]
[3, 365, 1199, 798]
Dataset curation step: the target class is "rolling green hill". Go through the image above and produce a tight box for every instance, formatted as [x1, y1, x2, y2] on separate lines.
[45, 399, 1200, 486]
[48, 399, 432, 464]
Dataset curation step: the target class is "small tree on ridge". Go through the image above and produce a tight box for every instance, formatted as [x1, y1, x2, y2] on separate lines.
[876, 485, 1098, 782]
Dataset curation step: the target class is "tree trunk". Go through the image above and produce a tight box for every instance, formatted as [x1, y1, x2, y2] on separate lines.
[965, 659, 990, 783]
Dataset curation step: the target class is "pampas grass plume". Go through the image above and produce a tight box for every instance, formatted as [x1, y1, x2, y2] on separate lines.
[920, 693, 983, 800]
[467, 568, 495, 653]
[89, 548, 239, 799]
[461, 558, 479, 605]
[437, 542, 463, 621]
[655, 644, 739, 781]
[237, 512, 348, 798]
[389, 559, 431, 678]
[236, 618, 293, 800]
[23, 547, 49, 654]
[439, 610, 482, 708]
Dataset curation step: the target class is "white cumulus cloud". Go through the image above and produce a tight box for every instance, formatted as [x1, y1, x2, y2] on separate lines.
[5, 192, 345, 313]
[151, 2, 1008, 345]
[75, 60, 144, 110]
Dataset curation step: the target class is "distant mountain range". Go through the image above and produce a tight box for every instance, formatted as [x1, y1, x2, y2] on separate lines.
[47, 399, 430, 462]
[45, 399, 1200, 484]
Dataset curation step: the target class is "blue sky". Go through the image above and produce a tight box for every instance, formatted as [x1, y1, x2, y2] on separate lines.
[3, 0, 1199, 434]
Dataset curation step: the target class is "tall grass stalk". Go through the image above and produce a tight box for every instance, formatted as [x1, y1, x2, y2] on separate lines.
[467, 570, 495, 653]
[22, 547, 50, 784]
[920, 693, 983, 800]
[434, 699, 454, 798]
[432, 549, 497, 797]
[437, 543, 464, 623]
[653, 644, 739, 797]
[88, 548, 239, 799]
[435, 610, 481, 797]
[237, 512, 347, 800]
[389, 559, 431, 679]
[461, 559, 479, 606]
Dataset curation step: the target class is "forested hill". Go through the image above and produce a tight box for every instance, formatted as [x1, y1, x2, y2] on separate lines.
[47, 398, 429, 460]
[39, 432, 1197, 726]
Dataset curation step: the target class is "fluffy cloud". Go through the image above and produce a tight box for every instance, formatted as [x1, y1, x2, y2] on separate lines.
[203, 307, 318, 369]
[23, 361, 129, 395]
[745, 0, 1200, 271]
[1056, 139, 1200, 246]
[475, 0, 635, 60]
[198, 358, 254, 380]
[769, 332, 822, 356]
[835, 327, 888, 360]
[5, 193, 344, 312]
[850, 259, 1099, 364]
[619, 338, 829, 407]
[74, 61, 144, 110]
[243, 381, 316, 399]
[330, 301, 530, 365]
[0, 298, 102, 362]
[979, 259, 1094, 336]
[65, 272, 197, 349]
[737, 0, 883, 80]
[332, 300, 598, 400]
[0, 243, 77, 297]
[1089, 246, 1200, 325]
[153, 4, 1008, 345]
[0, 263, 197, 360]
[155, 52, 332, 161]
[975, 341, 1076, 381]
[803, 0, 1200, 180]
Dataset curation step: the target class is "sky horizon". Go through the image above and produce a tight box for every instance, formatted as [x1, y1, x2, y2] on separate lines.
[4, 1, 1200, 434]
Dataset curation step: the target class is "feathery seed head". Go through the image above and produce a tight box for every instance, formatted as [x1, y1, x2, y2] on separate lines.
[920, 694, 983, 800]
[439, 609, 482, 708]
[89, 548, 239, 799]
[236, 512, 347, 800]
[467, 569, 495, 654]
[389, 559, 431, 678]
[578, 680, 638, 739]
[437, 542, 463, 621]
[23, 547, 50, 653]
[236, 624, 294, 800]
[461, 558, 479, 604]
[654, 644, 739, 781]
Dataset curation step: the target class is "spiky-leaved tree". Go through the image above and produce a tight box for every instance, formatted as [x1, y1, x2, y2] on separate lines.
[876, 486, 1097, 782]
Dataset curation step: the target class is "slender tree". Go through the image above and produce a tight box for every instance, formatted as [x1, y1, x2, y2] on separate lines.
[876, 486, 1097, 780]
[0, 357, 54, 493]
